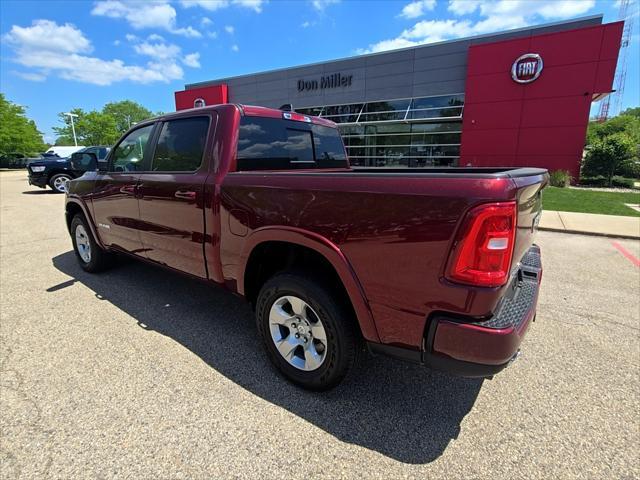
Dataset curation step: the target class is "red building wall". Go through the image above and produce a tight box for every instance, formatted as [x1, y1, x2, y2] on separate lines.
[175, 84, 228, 110]
[459, 22, 624, 179]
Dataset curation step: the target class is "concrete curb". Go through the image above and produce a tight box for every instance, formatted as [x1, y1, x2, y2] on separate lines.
[538, 226, 640, 241]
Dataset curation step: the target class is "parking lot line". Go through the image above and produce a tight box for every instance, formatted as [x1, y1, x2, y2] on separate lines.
[612, 241, 640, 267]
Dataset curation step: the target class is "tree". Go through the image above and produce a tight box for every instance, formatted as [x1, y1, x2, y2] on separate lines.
[587, 113, 640, 146]
[585, 108, 640, 180]
[0, 93, 46, 155]
[582, 133, 635, 186]
[103, 100, 154, 133]
[620, 107, 640, 119]
[54, 100, 157, 146]
[54, 108, 120, 146]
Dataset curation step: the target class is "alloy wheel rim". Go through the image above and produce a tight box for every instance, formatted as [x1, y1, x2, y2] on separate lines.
[75, 224, 91, 263]
[54, 176, 69, 192]
[269, 295, 327, 371]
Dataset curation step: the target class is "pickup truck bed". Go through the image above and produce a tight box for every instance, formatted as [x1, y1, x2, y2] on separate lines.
[65, 104, 547, 390]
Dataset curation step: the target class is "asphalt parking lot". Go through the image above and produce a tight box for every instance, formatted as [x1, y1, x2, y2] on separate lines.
[1, 169, 639, 479]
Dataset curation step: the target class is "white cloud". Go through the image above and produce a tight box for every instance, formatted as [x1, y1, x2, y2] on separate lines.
[448, 0, 481, 15]
[147, 33, 165, 41]
[312, 0, 339, 11]
[207, 31, 218, 38]
[361, 0, 597, 53]
[133, 38, 201, 69]
[92, 0, 201, 37]
[171, 25, 201, 37]
[301, 20, 311, 28]
[224, 25, 234, 34]
[180, 0, 265, 12]
[399, 0, 436, 19]
[231, 44, 239, 52]
[447, 0, 595, 19]
[134, 41, 181, 60]
[201, 16, 213, 26]
[181, 0, 230, 9]
[233, 0, 264, 12]
[125, 33, 139, 42]
[3, 19, 187, 85]
[113, 39, 121, 46]
[2, 19, 92, 54]
[12, 71, 47, 82]
[183, 52, 201, 67]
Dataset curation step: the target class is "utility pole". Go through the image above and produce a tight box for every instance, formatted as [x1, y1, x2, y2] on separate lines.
[64, 112, 79, 146]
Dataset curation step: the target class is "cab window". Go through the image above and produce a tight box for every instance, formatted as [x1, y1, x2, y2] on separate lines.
[236, 117, 347, 171]
[110, 124, 154, 172]
[151, 117, 209, 172]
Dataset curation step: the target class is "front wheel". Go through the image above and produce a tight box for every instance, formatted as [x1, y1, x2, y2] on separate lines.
[49, 173, 72, 193]
[256, 273, 360, 390]
[70, 214, 114, 273]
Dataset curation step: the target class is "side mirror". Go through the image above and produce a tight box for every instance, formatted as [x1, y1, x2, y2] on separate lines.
[70, 152, 98, 172]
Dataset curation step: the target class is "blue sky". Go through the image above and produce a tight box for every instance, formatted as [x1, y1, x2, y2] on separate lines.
[1, 0, 638, 144]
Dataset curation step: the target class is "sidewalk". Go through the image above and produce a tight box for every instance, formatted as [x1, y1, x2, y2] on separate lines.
[540, 210, 640, 239]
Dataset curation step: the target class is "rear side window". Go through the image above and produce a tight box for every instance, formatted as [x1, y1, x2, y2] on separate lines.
[236, 117, 347, 171]
[151, 117, 209, 172]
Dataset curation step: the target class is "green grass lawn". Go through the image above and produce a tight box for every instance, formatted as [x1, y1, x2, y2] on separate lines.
[542, 187, 640, 217]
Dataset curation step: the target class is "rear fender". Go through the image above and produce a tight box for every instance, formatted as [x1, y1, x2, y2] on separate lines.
[238, 226, 380, 343]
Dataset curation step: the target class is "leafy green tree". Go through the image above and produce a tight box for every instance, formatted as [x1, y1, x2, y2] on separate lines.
[587, 113, 640, 146]
[54, 108, 119, 145]
[620, 107, 640, 119]
[54, 100, 157, 146]
[585, 108, 640, 180]
[0, 93, 46, 156]
[103, 100, 154, 134]
[53, 108, 84, 146]
[582, 133, 635, 186]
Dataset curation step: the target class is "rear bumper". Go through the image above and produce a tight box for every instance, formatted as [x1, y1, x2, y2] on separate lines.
[369, 245, 542, 378]
[28, 172, 48, 188]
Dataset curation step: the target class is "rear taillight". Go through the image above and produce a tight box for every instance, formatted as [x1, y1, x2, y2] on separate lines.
[446, 202, 517, 288]
[283, 112, 311, 123]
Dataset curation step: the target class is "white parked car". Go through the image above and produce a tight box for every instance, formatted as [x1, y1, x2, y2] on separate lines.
[45, 146, 86, 158]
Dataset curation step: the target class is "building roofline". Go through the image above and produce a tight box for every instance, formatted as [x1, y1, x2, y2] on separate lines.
[186, 14, 604, 89]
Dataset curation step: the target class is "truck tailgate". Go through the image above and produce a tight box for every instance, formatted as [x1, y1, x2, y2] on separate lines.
[511, 172, 548, 270]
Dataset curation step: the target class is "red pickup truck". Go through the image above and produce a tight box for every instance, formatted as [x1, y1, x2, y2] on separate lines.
[65, 104, 546, 390]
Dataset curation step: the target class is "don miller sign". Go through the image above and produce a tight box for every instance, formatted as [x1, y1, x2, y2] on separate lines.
[297, 73, 353, 92]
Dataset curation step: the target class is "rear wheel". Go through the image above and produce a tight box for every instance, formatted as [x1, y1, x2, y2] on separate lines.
[256, 273, 359, 390]
[70, 214, 113, 272]
[49, 173, 72, 193]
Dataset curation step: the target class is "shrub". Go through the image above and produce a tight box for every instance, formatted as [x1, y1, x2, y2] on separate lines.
[549, 170, 572, 187]
[579, 176, 608, 187]
[582, 133, 635, 186]
[611, 176, 636, 189]
[579, 176, 637, 189]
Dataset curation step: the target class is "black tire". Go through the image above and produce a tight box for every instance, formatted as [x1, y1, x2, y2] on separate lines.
[70, 214, 113, 273]
[256, 273, 360, 390]
[49, 173, 72, 193]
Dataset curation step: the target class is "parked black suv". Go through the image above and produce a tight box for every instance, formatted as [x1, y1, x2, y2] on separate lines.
[28, 146, 110, 193]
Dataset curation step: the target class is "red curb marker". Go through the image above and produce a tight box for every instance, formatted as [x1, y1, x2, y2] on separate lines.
[612, 241, 640, 268]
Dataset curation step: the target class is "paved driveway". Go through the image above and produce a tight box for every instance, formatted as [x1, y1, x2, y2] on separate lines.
[1, 170, 639, 479]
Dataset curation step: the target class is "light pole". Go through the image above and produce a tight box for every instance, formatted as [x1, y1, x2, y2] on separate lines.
[64, 112, 79, 146]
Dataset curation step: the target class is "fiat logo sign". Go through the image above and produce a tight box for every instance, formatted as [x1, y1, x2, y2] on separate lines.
[511, 53, 543, 84]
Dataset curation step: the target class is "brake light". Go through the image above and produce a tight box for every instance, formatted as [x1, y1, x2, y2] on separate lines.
[283, 112, 311, 123]
[446, 202, 517, 288]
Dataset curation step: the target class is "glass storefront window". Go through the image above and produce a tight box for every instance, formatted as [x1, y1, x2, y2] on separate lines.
[294, 94, 464, 168]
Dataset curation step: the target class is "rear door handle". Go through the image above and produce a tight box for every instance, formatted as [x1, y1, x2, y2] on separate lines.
[175, 190, 197, 200]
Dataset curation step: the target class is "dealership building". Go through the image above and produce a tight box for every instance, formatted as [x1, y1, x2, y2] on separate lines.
[175, 15, 623, 178]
